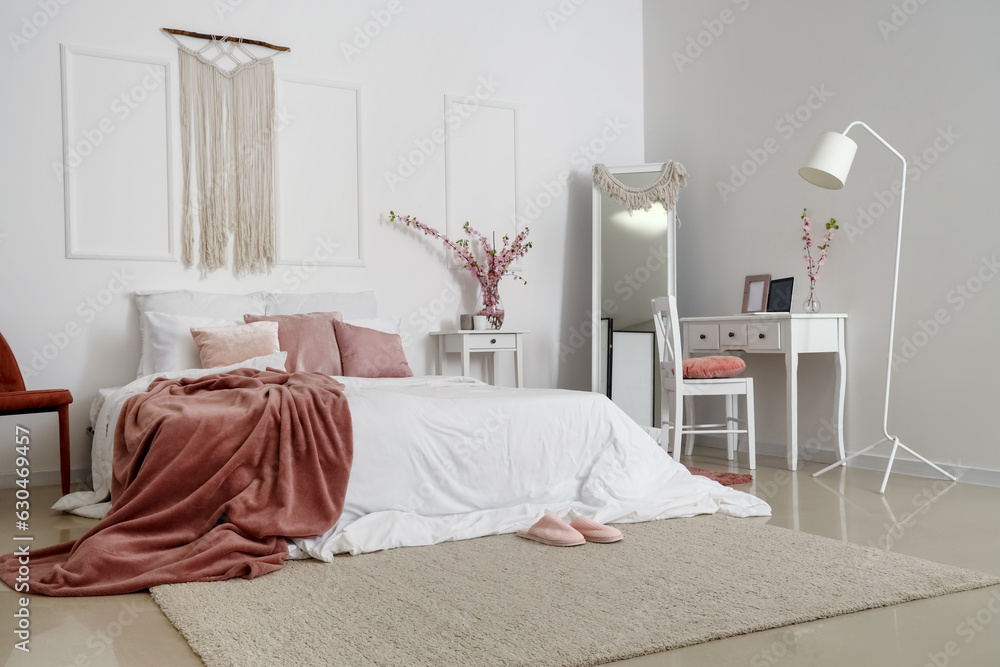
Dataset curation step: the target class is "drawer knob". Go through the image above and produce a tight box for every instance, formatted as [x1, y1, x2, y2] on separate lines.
[699, 334, 706, 340]
[728, 332, 735, 338]
[490, 338, 497, 344]
[758, 333, 766, 339]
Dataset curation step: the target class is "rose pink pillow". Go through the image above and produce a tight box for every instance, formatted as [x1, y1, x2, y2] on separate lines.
[244, 312, 344, 375]
[680, 355, 746, 379]
[190, 321, 281, 369]
[332, 320, 413, 378]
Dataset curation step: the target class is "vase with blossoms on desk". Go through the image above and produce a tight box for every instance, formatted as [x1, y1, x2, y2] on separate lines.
[389, 211, 532, 329]
[801, 207, 838, 313]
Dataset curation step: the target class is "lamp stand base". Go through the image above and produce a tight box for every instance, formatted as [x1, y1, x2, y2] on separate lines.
[812, 436, 957, 494]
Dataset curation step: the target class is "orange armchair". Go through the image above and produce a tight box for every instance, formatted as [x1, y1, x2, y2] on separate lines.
[0, 332, 73, 494]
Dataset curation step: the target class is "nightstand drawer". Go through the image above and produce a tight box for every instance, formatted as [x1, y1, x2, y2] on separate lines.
[688, 324, 720, 350]
[432, 330, 527, 388]
[747, 321, 781, 350]
[467, 333, 517, 351]
[720, 323, 748, 347]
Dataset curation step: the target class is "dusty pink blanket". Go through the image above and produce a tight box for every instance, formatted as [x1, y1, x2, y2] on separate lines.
[0, 368, 353, 596]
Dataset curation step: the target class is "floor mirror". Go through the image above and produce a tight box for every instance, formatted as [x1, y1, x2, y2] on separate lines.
[591, 163, 683, 427]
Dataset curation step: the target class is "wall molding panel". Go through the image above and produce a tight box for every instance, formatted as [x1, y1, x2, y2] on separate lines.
[275, 76, 364, 267]
[60, 45, 175, 261]
[444, 95, 519, 266]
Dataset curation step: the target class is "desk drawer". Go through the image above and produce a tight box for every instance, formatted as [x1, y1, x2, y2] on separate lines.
[688, 324, 719, 350]
[747, 321, 781, 350]
[720, 323, 748, 347]
[467, 333, 516, 351]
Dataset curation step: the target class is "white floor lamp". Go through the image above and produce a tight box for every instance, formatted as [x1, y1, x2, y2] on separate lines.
[798, 121, 957, 494]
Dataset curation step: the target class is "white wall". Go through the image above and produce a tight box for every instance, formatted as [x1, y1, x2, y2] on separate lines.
[0, 0, 646, 484]
[643, 0, 1000, 479]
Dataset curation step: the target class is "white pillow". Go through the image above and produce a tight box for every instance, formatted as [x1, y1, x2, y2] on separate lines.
[134, 290, 267, 377]
[135, 290, 268, 320]
[229, 352, 288, 373]
[196, 350, 287, 376]
[143, 312, 237, 375]
[344, 316, 401, 335]
[138, 351, 288, 384]
[265, 291, 377, 318]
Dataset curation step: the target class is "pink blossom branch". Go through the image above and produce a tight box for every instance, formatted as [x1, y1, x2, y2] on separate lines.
[390, 211, 481, 275]
[390, 211, 532, 289]
[801, 207, 838, 283]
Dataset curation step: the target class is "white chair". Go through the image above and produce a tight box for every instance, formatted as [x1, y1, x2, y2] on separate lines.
[651, 296, 756, 469]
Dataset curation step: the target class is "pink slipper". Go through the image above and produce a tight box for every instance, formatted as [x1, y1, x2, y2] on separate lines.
[569, 516, 623, 543]
[516, 513, 586, 546]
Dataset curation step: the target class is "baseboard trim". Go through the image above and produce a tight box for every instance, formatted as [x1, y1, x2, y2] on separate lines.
[677, 434, 1000, 488]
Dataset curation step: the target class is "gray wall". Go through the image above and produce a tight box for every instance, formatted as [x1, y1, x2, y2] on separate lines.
[643, 0, 1000, 478]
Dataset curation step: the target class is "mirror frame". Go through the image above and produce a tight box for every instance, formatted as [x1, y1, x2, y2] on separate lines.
[591, 163, 677, 394]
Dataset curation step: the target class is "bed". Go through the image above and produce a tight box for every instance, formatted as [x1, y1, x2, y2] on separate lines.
[53, 289, 770, 562]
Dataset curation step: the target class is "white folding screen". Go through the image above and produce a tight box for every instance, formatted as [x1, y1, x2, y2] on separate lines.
[60, 45, 174, 260]
[276, 76, 363, 266]
[610, 331, 655, 427]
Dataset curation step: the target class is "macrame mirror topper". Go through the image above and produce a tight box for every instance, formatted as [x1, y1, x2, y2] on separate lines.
[163, 29, 289, 277]
[592, 161, 688, 213]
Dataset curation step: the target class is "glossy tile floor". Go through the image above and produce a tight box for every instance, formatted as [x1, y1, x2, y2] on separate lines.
[2, 454, 999, 666]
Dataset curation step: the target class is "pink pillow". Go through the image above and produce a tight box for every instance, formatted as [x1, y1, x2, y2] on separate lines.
[244, 312, 344, 375]
[190, 321, 281, 369]
[332, 320, 413, 378]
[680, 355, 746, 379]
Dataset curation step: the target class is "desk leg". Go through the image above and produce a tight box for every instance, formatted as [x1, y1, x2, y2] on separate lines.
[785, 350, 799, 471]
[834, 323, 847, 462]
[437, 337, 445, 375]
[514, 334, 524, 388]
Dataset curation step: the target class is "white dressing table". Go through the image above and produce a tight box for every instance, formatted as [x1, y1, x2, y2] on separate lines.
[679, 313, 847, 471]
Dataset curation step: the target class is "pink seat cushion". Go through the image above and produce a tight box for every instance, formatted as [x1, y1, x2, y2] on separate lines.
[681, 355, 746, 379]
[0, 389, 73, 412]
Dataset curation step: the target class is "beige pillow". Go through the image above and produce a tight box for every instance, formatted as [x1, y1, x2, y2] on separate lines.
[190, 321, 281, 369]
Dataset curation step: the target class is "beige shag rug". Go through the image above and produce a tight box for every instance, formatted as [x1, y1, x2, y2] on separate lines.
[151, 515, 1000, 667]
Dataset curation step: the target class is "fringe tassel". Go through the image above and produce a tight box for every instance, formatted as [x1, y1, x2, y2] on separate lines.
[592, 161, 688, 213]
[177, 48, 275, 277]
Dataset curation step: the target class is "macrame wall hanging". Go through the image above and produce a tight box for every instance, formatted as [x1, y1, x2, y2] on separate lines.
[162, 28, 290, 277]
[592, 161, 688, 213]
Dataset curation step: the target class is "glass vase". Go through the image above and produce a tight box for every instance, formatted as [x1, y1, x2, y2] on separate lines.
[476, 281, 505, 329]
[802, 278, 821, 313]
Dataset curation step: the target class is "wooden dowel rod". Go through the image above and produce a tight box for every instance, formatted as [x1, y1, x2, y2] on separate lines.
[161, 28, 290, 52]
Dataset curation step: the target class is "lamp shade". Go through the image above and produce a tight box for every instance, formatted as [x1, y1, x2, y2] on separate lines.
[799, 131, 858, 189]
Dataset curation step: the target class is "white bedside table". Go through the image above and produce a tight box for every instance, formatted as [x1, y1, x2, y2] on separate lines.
[430, 330, 528, 388]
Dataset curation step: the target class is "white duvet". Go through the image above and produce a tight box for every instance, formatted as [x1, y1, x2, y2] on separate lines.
[55, 374, 770, 560]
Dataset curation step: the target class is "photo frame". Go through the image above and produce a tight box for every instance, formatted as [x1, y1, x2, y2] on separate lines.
[741, 274, 771, 313]
[766, 277, 794, 312]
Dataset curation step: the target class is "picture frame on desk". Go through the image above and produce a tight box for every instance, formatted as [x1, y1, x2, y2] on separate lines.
[742, 274, 771, 313]
[766, 277, 794, 312]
